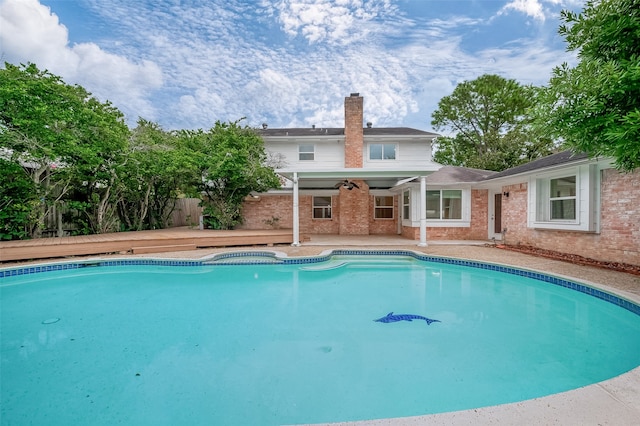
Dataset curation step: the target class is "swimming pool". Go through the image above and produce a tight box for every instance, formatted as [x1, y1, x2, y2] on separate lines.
[2, 251, 640, 425]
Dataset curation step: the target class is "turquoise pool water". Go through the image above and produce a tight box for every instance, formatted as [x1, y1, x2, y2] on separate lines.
[2, 255, 640, 425]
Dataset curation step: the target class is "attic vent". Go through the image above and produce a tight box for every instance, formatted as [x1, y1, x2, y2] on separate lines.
[350, 92, 360, 97]
[262, 123, 268, 129]
[366, 122, 372, 128]
[312, 124, 316, 129]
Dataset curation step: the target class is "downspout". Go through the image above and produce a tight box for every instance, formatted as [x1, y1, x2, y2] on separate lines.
[292, 172, 301, 246]
[418, 175, 427, 247]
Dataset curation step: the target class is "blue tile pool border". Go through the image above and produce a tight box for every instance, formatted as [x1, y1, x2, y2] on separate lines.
[2, 250, 639, 316]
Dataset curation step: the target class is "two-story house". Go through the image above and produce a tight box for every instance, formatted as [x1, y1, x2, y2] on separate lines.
[238, 93, 639, 267]
[242, 93, 442, 246]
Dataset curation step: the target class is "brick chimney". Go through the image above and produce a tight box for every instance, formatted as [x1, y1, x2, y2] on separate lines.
[344, 93, 363, 168]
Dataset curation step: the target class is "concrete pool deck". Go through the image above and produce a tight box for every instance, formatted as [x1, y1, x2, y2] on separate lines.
[4, 235, 640, 425]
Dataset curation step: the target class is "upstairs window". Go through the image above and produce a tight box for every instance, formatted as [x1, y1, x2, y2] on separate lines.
[426, 190, 462, 220]
[369, 143, 396, 160]
[312, 196, 332, 219]
[299, 144, 315, 161]
[374, 196, 394, 219]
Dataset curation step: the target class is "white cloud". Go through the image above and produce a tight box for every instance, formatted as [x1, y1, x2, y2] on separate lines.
[498, 0, 584, 21]
[501, 0, 546, 21]
[264, 0, 396, 45]
[1, 0, 581, 131]
[0, 0, 163, 123]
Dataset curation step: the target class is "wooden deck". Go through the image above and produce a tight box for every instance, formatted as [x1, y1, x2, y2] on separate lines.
[0, 228, 294, 262]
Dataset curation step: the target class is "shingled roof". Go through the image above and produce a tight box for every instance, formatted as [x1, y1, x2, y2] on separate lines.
[256, 127, 438, 137]
[428, 166, 497, 184]
[486, 151, 590, 180]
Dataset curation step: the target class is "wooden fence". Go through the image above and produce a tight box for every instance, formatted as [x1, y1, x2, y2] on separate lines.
[169, 198, 203, 227]
[37, 198, 203, 238]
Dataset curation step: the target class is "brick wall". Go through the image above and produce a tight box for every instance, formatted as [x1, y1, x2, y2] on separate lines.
[339, 179, 370, 235]
[239, 195, 292, 230]
[596, 168, 640, 264]
[369, 195, 398, 235]
[240, 194, 342, 234]
[401, 226, 419, 239]
[500, 183, 528, 238]
[501, 169, 640, 266]
[344, 94, 363, 168]
[242, 190, 400, 236]
[301, 195, 340, 234]
[241, 169, 639, 266]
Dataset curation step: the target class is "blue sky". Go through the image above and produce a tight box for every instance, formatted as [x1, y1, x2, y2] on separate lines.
[0, 0, 584, 131]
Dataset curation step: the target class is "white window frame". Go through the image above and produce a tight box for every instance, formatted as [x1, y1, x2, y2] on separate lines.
[299, 144, 315, 161]
[312, 196, 332, 219]
[426, 189, 463, 220]
[528, 164, 600, 232]
[549, 176, 577, 221]
[402, 190, 410, 220]
[374, 196, 394, 219]
[399, 185, 471, 228]
[369, 143, 397, 160]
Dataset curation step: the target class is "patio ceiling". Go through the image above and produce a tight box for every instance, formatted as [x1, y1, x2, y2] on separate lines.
[277, 167, 440, 190]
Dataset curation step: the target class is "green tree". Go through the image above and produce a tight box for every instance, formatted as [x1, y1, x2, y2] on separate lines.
[533, 0, 640, 171]
[179, 120, 281, 230]
[1, 63, 78, 236]
[431, 74, 556, 171]
[0, 159, 38, 240]
[118, 119, 196, 230]
[0, 62, 129, 236]
[63, 96, 130, 234]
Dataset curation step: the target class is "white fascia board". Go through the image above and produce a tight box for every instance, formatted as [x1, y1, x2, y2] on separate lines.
[255, 189, 292, 195]
[299, 189, 340, 196]
[263, 135, 343, 143]
[276, 165, 441, 179]
[364, 135, 436, 142]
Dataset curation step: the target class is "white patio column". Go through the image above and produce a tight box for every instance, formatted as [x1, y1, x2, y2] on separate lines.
[292, 172, 301, 246]
[418, 175, 428, 247]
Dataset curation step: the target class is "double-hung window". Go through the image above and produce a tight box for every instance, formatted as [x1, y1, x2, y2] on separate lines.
[549, 176, 576, 220]
[374, 196, 394, 219]
[534, 175, 578, 223]
[426, 190, 462, 220]
[312, 196, 332, 219]
[299, 144, 314, 161]
[369, 143, 396, 160]
[529, 164, 599, 232]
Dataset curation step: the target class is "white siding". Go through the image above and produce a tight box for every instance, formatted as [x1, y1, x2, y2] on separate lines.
[265, 139, 344, 170]
[363, 140, 433, 169]
[265, 135, 434, 172]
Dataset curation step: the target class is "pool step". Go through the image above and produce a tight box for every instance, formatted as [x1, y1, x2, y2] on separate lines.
[202, 251, 284, 264]
[300, 262, 347, 271]
[131, 244, 197, 254]
[211, 257, 283, 264]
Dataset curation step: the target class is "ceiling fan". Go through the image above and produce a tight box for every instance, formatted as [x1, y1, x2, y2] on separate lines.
[334, 179, 360, 190]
